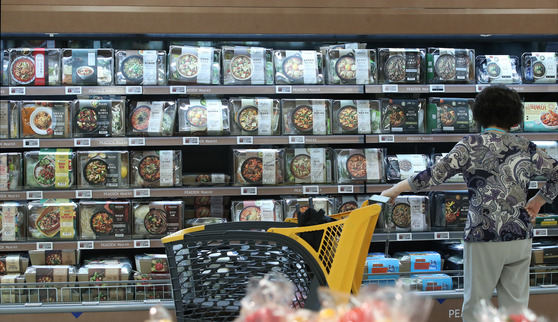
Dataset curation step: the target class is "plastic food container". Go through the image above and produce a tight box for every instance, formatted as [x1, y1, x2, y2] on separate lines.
[281, 99, 332, 135]
[222, 46, 274, 85]
[233, 149, 285, 186]
[79, 200, 132, 239]
[130, 150, 182, 188]
[476, 55, 521, 84]
[61, 48, 114, 85]
[426, 48, 475, 84]
[0, 202, 26, 241]
[380, 98, 426, 134]
[76, 151, 129, 189]
[167, 45, 221, 85]
[523, 102, 558, 132]
[0, 152, 22, 191]
[115, 49, 167, 85]
[73, 99, 126, 137]
[521, 52, 557, 84]
[0, 100, 19, 139]
[274, 50, 324, 85]
[229, 98, 280, 136]
[285, 148, 332, 184]
[427, 97, 477, 133]
[27, 199, 78, 240]
[378, 48, 426, 84]
[325, 48, 377, 85]
[132, 200, 183, 238]
[128, 101, 176, 137]
[334, 148, 386, 184]
[431, 191, 469, 230]
[231, 199, 283, 222]
[332, 100, 381, 134]
[385, 154, 430, 182]
[177, 98, 230, 136]
[24, 149, 75, 189]
[19, 100, 72, 138]
[386, 196, 430, 232]
[8, 48, 62, 86]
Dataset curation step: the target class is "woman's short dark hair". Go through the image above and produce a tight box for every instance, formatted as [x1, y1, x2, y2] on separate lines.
[472, 85, 523, 130]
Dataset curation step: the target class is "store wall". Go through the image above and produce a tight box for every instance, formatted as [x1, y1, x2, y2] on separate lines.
[1, 0, 557, 34]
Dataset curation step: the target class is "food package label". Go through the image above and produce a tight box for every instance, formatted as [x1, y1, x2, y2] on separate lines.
[159, 151, 174, 187]
[357, 100, 372, 134]
[365, 149, 381, 181]
[258, 200, 276, 221]
[256, 99, 272, 135]
[409, 197, 427, 231]
[54, 149, 71, 188]
[262, 150, 277, 185]
[249, 47, 265, 84]
[206, 100, 223, 132]
[409, 252, 441, 272]
[486, 55, 514, 83]
[0, 101, 8, 138]
[301, 51, 317, 84]
[1, 205, 17, 241]
[147, 102, 164, 133]
[355, 49, 371, 84]
[438, 98, 471, 132]
[312, 100, 327, 135]
[197, 47, 213, 84]
[59, 205, 75, 239]
[6, 254, 20, 273]
[142, 50, 158, 85]
[0, 155, 7, 189]
[310, 148, 326, 183]
[412, 274, 453, 291]
[523, 102, 558, 132]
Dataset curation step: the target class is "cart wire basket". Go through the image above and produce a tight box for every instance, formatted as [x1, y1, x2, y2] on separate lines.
[161, 203, 381, 321]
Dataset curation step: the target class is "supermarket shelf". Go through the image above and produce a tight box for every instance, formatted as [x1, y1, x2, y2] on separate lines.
[366, 133, 558, 144]
[0, 302, 175, 314]
[0, 239, 164, 251]
[0, 135, 364, 149]
[367, 181, 546, 193]
[416, 286, 558, 300]
[364, 84, 558, 94]
[371, 231, 465, 242]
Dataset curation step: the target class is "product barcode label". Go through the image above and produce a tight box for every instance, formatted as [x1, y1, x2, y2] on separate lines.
[126, 86, 143, 94]
[78, 241, 94, 250]
[134, 189, 151, 198]
[183, 137, 200, 145]
[65, 86, 82, 95]
[379, 135, 395, 143]
[241, 187, 258, 195]
[529, 181, 539, 189]
[36, 242, 53, 251]
[276, 86, 292, 94]
[170, 86, 187, 94]
[382, 84, 399, 93]
[75, 190, 93, 199]
[9, 87, 26, 95]
[429, 85, 445, 92]
[337, 185, 354, 194]
[23, 139, 40, 148]
[534, 229, 548, 237]
[27, 191, 43, 200]
[434, 232, 450, 240]
[74, 138, 91, 147]
[128, 137, 145, 146]
[476, 85, 489, 92]
[289, 136, 305, 144]
[134, 240, 151, 248]
[237, 136, 254, 145]
[303, 186, 320, 195]
[396, 233, 413, 241]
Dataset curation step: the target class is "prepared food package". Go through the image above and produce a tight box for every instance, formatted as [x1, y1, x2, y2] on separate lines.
[534, 214, 558, 228]
[183, 196, 229, 219]
[523, 102, 558, 132]
[427, 97, 478, 133]
[476, 55, 521, 84]
[0, 152, 23, 191]
[19, 100, 72, 138]
[77, 264, 133, 301]
[335, 195, 362, 213]
[282, 196, 335, 219]
[79, 200, 131, 239]
[182, 173, 231, 186]
[431, 191, 469, 230]
[130, 150, 182, 188]
[132, 200, 183, 238]
[28, 250, 79, 266]
[222, 46, 274, 85]
[233, 149, 285, 186]
[1, 101, 19, 138]
[229, 98, 280, 135]
[1, 50, 8, 85]
[0, 253, 29, 274]
[273, 50, 324, 85]
[135, 254, 169, 274]
[285, 148, 332, 184]
[24, 265, 77, 302]
[426, 48, 475, 84]
[394, 251, 442, 272]
[28, 199, 77, 240]
[115, 49, 167, 85]
[8, 48, 62, 86]
[61, 48, 114, 85]
[430, 153, 465, 183]
[334, 148, 386, 184]
[0, 274, 26, 304]
[411, 274, 453, 291]
[381, 98, 426, 134]
[326, 48, 377, 85]
[281, 99, 332, 135]
[0, 202, 26, 241]
[167, 45, 221, 85]
[128, 101, 176, 136]
[25, 149, 75, 189]
[521, 52, 558, 84]
[73, 99, 126, 137]
[364, 255, 400, 286]
[378, 48, 426, 84]
[390, 154, 430, 181]
[232, 199, 283, 222]
[385, 195, 430, 232]
[332, 99, 381, 134]
[177, 98, 230, 135]
[76, 151, 129, 189]
[133, 271, 172, 300]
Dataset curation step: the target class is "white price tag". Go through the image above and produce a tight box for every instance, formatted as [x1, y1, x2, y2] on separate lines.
[9, 87, 26, 95]
[126, 86, 143, 95]
[65, 86, 82, 95]
[289, 136, 305, 144]
[134, 240, 151, 248]
[23, 139, 40, 148]
[476, 85, 489, 93]
[429, 85, 445, 92]
[276, 85, 292, 94]
[396, 233, 413, 241]
[134, 189, 151, 198]
[78, 241, 94, 250]
[379, 135, 395, 143]
[337, 185, 354, 194]
[534, 229, 548, 237]
[183, 137, 200, 145]
[74, 138, 91, 147]
[36, 242, 53, 251]
[241, 187, 258, 195]
[128, 137, 145, 146]
[75, 190, 93, 199]
[27, 191, 43, 200]
[434, 232, 450, 240]
[529, 181, 539, 189]
[303, 186, 320, 195]
[237, 136, 254, 145]
[170, 86, 187, 94]
[382, 84, 399, 93]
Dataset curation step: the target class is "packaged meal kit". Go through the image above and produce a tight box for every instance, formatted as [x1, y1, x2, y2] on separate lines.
[427, 97, 477, 133]
[73, 99, 126, 137]
[0, 100, 19, 139]
[130, 150, 182, 188]
[231, 200, 283, 222]
[431, 191, 469, 230]
[381, 98, 426, 134]
[0, 153, 23, 191]
[334, 148, 386, 184]
[332, 100, 381, 134]
[523, 102, 558, 132]
[385, 196, 430, 232]
[385, 154, 430, 182]
[135, 254, 169, 274]
[79, 200, 132, 239]
[19, 100, 72, 138]
[426, 48, 475, 84]
[182, 173, 231, 186]
[229, 98, 281, 136]
[8, 48, 62, 86]
[0, 274, 26, 304]
[325, 48, 377, 85]
[521, 52, 557, 84]
[282, 196, 335, 219]
[0, 253, 29, 274]
[115, 49, 167, 85]
[27, 199, 78, 240]
[177, 98, 230, 135]
[285, 148, 332, 184]
[475, 55, 521, 84]
[24, 265, 77, 302]
[25, 149, 75, 189]
[394, 251, 442, 272]
[233, 149, 285, 186]
[132, 200, 183, 238]
[222, 46, 274, 85]
[76, 151, 129, 189]
[128, 100, 176, 136]
[77, 264, 133, 301]
[378, 48, 426, 84]
[273, 50, 324, 85]
[0, 202, 26, 241]
[61, 48, 114, 85]
[167, 45, 221, 85]
[281, 99, 332, 135]
[28, 250, 79, 266]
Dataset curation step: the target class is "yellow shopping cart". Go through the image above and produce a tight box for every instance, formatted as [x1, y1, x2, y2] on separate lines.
[162, 202, 381, 321]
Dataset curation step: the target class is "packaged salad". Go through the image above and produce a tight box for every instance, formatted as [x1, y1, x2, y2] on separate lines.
[73, 99, 126, 137]
[24, 149, 75, 189]
[61, 48, 114, 85]
[115, 50, 167, 85]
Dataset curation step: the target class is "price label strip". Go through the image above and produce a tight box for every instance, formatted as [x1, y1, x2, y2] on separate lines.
[183, 137, 200, 145]
[303, 186, 320, 195]
[74, 138, 91, 147]
[237, 136, 254, 145]
[9, 87, 26, 95]
[78, 241, 95, 250]
[382, 84, 399, 93]
[27, 191, 43, 200]
[533, 229, 548, 237]
[134, 240, 151, 248]
[128, 137, 145, 146]
[126, 86, 143, 95]
[337, 185, 354, 194]
[396, 233, 413, 241]
[65, 86, 82, 95]
[379, 135, 395, 143]
[429, 85, 445, 93]
[134, 189, 151, 198]
[170, 86, 187, 94]
[36, 242, 53, 251]
[241, 187, 258, 195]
[75, 190, 93, 199]
[434, 232, 450, 240]
[23, 139, 40, 148]
[289, 136, 305, 144]
[276, 86, 292, 94]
